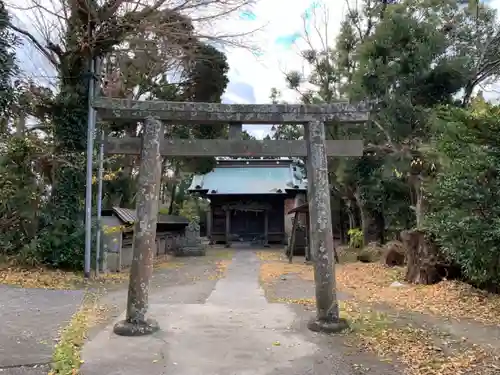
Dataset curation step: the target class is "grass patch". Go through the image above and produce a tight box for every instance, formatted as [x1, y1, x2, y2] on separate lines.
[49, 292, 108, 375]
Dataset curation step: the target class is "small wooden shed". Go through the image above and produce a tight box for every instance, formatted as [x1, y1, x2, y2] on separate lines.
[100, 207, 189, 271]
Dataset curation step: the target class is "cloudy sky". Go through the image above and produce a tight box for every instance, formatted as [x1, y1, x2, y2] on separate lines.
[221, 0, 500, 138]
[9, 0, 500, 138]
[221, 0, 342, 138]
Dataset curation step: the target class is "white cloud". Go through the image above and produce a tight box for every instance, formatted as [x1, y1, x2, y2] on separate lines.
[222, 0, 347, 105]
[214, 0, 347, 138]
[223, 0, 500, 113]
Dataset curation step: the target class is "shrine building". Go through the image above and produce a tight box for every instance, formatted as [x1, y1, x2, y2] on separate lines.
[188, 158, 306, 246]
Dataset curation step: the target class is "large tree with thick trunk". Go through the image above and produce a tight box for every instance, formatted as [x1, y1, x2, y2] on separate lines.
[6, 0, 244, 268]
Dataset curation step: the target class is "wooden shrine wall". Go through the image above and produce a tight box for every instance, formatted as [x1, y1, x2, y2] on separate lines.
[209, 194, 287, 243]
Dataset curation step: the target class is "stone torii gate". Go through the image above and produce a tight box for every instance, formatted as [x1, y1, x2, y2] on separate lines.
[92, 97, 369, 336]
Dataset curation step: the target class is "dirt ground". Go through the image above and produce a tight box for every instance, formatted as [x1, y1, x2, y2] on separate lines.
[256, 248, 500, 375]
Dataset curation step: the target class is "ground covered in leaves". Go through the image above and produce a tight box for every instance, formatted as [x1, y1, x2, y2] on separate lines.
[256, 249, 500, 375]
[0, 254, 187, 290]
[337, 263, 500, 326]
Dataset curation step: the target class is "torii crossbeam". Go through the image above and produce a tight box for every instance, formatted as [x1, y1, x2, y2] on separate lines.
[92, 97, 369, 337]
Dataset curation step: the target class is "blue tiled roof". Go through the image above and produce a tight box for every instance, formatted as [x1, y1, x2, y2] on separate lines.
[188, 160, 307, 195]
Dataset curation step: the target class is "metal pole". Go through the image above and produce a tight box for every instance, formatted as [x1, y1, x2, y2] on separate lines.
[84, 58, 95, 278]
[95, 127, 104, 276]
[94, 57, 103, 277]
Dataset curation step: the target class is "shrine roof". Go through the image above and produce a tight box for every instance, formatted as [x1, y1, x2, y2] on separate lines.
[188, 159, 307, 195]
[104, 207, 189, 225]
[288, 202, 309, 214]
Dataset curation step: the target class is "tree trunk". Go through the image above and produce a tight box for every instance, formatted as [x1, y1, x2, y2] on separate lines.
[401, 229, 442, 285]
[415, 185, 424, 228]
[339, 208, 346, 244]
[410, 175, 425, 229]
[360, 207, 368, 247]
[375, 211, 385, 244]
[462, 82, 474, 107]
[159, 157, 170, 205]
[345, 200, 356, 230]
[15, 113, 26, 138]
[354, 190, 367, 247]
[167, 164, 180, 215]
[168, 183, 177, 215]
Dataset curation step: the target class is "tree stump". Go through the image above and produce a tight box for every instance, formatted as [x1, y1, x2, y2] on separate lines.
[401, 230, 442, 285]
[382, 240, 406, 267]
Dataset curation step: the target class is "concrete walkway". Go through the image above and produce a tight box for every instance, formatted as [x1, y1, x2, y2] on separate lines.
[81, 251, 359, 375]
[0, 285, 84, 374]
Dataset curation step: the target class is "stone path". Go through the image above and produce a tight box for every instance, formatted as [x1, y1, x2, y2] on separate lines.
[81, 251, 375, 375]
[0, 285, 85, 374]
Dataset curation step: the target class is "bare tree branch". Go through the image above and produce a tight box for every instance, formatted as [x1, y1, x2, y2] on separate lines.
[8, 22, 59, 66]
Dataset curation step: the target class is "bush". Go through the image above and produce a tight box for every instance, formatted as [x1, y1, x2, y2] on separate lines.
[0, 136, 42, 258]
[425, 103, 500, 289]
[36, 222, 86, 270]
[348, 228, 364, 248]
